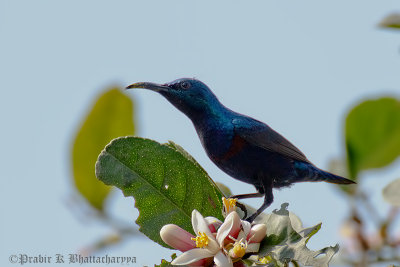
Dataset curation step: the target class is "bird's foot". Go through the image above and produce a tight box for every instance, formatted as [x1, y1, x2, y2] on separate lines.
[235, 201, 248, 219]
[230, 192, 264, 200]
[245, 213, 258, 223]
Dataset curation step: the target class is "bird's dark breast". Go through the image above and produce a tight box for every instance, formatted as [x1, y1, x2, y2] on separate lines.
[200, 130, 295, 188]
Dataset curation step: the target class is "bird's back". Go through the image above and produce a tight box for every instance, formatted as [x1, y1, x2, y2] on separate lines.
[193, 111, 354, 189]
[192, 111, 295, 186]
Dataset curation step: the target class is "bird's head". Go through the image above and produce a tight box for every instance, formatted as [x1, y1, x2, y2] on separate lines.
[126, 78, 221, 120]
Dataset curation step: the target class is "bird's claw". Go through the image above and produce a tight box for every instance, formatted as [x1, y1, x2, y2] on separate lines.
[245, 214, 257, 223]
[235, 201, 248, 219]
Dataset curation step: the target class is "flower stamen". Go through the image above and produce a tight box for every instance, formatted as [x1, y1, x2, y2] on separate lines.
[222, 197, 238, 215]
[191, 232, 209, 248]
[228, 238, 248, 259]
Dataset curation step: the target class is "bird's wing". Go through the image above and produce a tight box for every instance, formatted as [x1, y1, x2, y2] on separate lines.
[232, 117, 311, 163]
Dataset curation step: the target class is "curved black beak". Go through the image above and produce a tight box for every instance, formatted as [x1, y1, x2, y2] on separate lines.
[126, 82, 170, 92]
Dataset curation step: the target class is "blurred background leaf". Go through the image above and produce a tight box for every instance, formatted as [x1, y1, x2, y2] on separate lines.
[379, 13, 400, 30]
[71, 88, 135, 211]
[382, 178, 400, 206]
[345, 97, 400, 179]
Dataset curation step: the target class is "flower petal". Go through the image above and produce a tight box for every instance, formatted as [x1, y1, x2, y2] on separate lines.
[242, 220, 252, 236]
[214, 251, 233, 267]
[192, 210, 214, 239]
[237, 220, 251, 241]
[232, 261, 246, 267]
[205, 216, 222, 225]
[160, 224, 196, 252]
[249, 224, 267, 243]
[188, 258, 213, 267]
[172, 248, 214, 265]
[205, 216, 222, 233]
[216, 211, 241, 246]
[206, 237, 221, 254]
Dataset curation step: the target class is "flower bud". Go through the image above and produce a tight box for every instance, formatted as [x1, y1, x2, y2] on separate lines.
[160, 224, 196, 252]
[249, 224, 267, 243]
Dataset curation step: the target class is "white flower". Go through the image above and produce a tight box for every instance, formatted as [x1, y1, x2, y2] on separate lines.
[160, 198, 267, 267]
[161, 210, 231, 266]
[218, 211, 267, 260]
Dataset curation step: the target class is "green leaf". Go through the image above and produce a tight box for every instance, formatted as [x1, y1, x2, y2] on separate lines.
[345, 97, 400, 178]
[166, 141, 225, 196]
[95, 137, 224, 247]
[382, 178, 400, 206]
[156, 254, 180, 267]
[71, 88, 134, 211]
[379, 13, 400, 29]
[258, 203, 338, 266]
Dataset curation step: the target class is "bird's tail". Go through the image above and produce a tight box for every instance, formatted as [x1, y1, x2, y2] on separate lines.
[317, 169, 356, 184]
[294, 161, 356, 185]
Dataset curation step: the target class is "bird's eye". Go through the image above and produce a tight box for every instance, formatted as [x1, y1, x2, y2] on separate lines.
[180, 81, 191, 89]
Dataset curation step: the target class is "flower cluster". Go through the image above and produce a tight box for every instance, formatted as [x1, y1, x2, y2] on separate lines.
[160, 198, 266, 267]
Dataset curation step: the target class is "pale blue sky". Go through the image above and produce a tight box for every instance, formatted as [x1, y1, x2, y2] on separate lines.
[1, 1, 400, 266]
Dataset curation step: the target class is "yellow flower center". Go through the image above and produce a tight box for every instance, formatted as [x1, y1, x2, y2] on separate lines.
[229, 239, 247, 259]
[259, 256, 273, 264]
[191, 232, 209, 248]
[222, 197, 237, 214]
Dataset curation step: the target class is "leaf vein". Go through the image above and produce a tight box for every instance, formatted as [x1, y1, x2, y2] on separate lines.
[104, 150, 191, 222]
